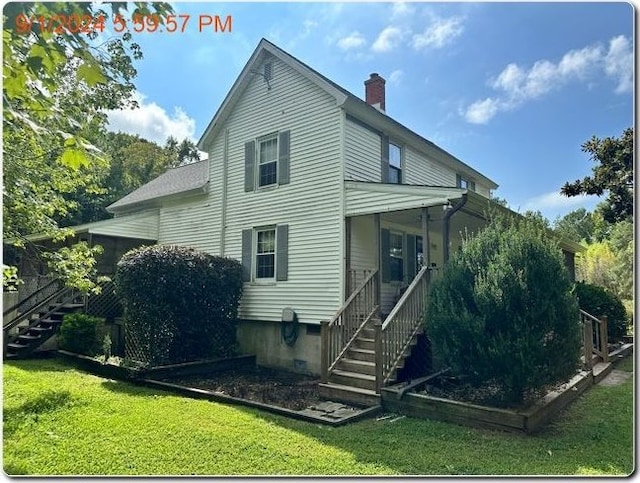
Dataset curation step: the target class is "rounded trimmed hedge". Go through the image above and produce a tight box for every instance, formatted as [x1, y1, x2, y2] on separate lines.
[574, 281, 628, 342]
[115, 245, 243, 366]
[425, 215, 582, 406]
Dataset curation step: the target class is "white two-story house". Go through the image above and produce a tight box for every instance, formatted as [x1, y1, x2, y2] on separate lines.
[8, 39, 581, 405]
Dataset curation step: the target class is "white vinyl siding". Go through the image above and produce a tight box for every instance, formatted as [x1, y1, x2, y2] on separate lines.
[217, 58, 343, 325]
[404, 147, 456, 186]
[158, 198, 218, 252]
[345, 118, 381, 182]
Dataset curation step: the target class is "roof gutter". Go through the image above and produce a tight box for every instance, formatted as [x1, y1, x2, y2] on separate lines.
[443, 193, 468, 263]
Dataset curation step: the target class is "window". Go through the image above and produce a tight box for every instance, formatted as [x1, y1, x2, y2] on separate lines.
[241, 225, 289, 282]
[256, 228, 276, 279]
[456, 174, 476, 191]
[244, 131, 290, 192]
[258, 136, 278, 187]
[389, 142, 402, 184]
[389, 231, 404, 281]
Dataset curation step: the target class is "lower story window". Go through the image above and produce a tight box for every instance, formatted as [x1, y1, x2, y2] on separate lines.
[389, 231, 403, 281]
[256, 228, 275, 279]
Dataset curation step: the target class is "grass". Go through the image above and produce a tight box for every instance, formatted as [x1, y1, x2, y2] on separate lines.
[3, 357, 634, 476]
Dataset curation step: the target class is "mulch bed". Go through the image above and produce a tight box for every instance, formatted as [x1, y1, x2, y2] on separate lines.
[162, 366, 322, 411]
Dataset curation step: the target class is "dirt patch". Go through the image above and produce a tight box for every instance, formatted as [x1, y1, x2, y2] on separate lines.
[163, 366, 322, 411]
[598, 369, 631, 386]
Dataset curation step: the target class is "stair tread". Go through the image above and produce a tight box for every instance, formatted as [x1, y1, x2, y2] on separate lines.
[331, 369, 375, 381]
[341, 358, 375, 366]
[318, 382, 378, 395]
[349, 348, 375, 354]
[18, 335, 41, 340]
[7, 342, 29, 349]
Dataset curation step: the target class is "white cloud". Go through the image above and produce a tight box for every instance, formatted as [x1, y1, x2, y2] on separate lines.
[604, 35, 633, 93]
[372, 26, 404, 53]
[388, 69, 404, 86]
[463, 36, 633, 124]
[391, 2, 415, 20]
[106, 92, 196, 145]
[412, 16, 464, 50]
[463, 98, 501, 124]
[522, 192, 597, 212]
[337, 31, 366, 51]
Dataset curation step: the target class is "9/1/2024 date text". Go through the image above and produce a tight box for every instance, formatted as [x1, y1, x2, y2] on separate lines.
[14, 13, 232, 34]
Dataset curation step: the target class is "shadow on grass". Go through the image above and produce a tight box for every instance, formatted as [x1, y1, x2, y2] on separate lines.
[100, 379, 174, 399]
[3, 357, 77, 374]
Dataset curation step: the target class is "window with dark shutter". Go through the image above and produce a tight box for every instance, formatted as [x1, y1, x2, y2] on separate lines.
[278, 131, 290, 185]
[241, 229, 253, 281]
[276, 224, 289, 281]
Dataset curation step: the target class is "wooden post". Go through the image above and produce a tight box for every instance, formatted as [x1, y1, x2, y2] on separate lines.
[583, 319, 593, 370]
[600, 315, 609, 363]
[374, 213, 381, 309]
[374, 320, 383, 393]
[320, 320, 329, 383]
[422, 207, 430, 268]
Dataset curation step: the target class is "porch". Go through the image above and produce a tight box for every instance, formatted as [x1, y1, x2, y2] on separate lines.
[320, 182, 583, 406]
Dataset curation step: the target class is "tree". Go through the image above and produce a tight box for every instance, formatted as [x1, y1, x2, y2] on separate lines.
[553, 208, 595, 243]
[3, 2, 173, 290]
[164, 136, 201, 167]
[561, 128, 634, 223]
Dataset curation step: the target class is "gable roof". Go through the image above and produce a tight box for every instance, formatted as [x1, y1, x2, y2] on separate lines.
[198, 38, 498, 190]
[107, 160, 209, 214]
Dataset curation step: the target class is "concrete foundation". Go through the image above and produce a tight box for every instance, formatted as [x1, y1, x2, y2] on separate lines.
[236, 319, 321, 375]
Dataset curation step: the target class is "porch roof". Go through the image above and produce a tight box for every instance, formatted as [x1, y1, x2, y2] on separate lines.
[25, 212, 159, 243]
[344, 181, 584, 253]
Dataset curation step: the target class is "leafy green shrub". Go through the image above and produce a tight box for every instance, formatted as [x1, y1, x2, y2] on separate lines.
[59, 313, 105, 356]
[115, 245, 243, 366]
[574, 281, 628, 342]
[426, 215, 582, 406]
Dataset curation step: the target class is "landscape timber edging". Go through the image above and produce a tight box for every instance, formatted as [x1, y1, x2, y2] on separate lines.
[381, 369, 594, 434]
[141, 378, 381, 426]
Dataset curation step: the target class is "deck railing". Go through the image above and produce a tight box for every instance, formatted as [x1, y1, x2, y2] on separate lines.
[580, 309, 609, 369]
[321, 269, 379, 383]
[377, 266, 432, 390]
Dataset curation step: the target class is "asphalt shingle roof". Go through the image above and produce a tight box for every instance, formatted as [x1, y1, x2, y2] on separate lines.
[107, 159, 209, 212]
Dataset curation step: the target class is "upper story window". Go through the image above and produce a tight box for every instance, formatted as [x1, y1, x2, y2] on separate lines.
[456, 174, 476, 191]
[244, 131, 291, 192]
[258, 135, 278, 187]
[388, 142, 402, 184]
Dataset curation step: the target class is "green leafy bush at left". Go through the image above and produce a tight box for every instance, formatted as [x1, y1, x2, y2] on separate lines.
[58, 314, 105, 356]
[115, 245, 243, 366]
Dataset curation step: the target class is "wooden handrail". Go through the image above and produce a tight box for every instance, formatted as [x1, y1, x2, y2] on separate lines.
[378, 266, 431, 387]
[3, 285, 71, 332]
[382, 266, 429, 330]
[328, 269, 378, 327]
[3, 277, 60, 317]
[579, 309, 609, 365]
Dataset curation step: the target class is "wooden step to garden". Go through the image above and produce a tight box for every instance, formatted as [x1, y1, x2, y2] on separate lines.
[330, 370, 376, 390]
[592, 362, 613, 384]
[318, 382, 380, 407]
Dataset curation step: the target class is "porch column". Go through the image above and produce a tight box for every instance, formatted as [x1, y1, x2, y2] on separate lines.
[422, 207, 430, 267]
[374, 213, 381, 308]
[344, 217, 352, 300]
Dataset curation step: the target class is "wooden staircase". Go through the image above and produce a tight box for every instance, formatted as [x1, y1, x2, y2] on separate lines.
[320, 317, 422, 406]
[5, 302, 83, 358]
[320, 267, 432, 407]
[4, 281, 83, 359]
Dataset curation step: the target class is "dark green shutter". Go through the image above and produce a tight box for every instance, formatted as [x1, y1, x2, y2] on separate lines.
[276, 224, 289, 281]
[380, 135, 390, 183]
[244, 141, 255, 192]
[241, 229, 253, 282]
[469, 180, 476, 191]
[406, 234, 417, 279]
[455, 174, 462, 188]
[278, 130, 290, 185]
[381, 228, 390, 283]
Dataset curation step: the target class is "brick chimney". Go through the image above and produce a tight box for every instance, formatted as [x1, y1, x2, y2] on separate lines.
[365, 73, 386, 111]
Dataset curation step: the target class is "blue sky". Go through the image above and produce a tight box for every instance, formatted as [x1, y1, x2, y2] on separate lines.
[105, 1, 634, 222]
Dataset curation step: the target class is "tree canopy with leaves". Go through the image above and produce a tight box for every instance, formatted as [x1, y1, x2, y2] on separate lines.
[561, 128, 634, 223]
[3, 2, 173, 290]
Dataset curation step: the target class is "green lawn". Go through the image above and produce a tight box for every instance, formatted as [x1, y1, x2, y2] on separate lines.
[3, 358, 634, 476]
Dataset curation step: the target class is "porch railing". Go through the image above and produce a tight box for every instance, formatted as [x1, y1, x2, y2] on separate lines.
[377, 265, 432, 389]
[580, 309, 609, 369]
[3, 276, 60, 319]
[321, 269, 379, 383]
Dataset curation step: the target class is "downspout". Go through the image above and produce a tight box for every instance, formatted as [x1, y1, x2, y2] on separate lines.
[443, 193, 468, 263]
[220, 128, 229, 257]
